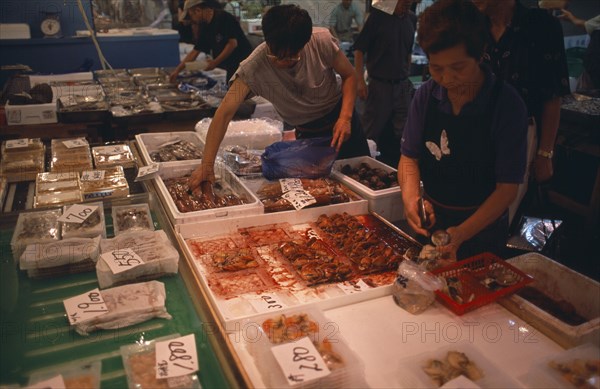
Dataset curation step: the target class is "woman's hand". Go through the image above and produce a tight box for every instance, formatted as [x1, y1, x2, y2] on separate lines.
[437, 226, 466, 261]
[331, 117, 351, 152]
[405, 197, 435, 237]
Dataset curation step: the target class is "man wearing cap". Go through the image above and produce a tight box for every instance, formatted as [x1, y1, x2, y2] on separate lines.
[169, 0, 251, 82]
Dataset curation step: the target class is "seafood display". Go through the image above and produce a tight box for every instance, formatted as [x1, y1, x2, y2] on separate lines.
[340, 162, 398, 190]
[11, 209, 62, 261]
[315, 338, 346, 370]
[149, 139, 203, 162]
[207, 249, 260, 272]
[221, 145, 263, 176]
[62, 202, 106, 239]
[164, 176, 247, 212]
[50, 138, 94, 172]
[80, 166, 130, 200]
[122, 346, 199, 389]
[0, 138, 45, 180]
[548, 358, 600, 389]
[111, 203, 154, 235]
[58, 94, 109, 114]
[92, 144, 136, 169]
[518, 286, 588, 326]
[261, 313, 319, 344]
[34, 172, 83, 209]
[422, 351, 484, 387]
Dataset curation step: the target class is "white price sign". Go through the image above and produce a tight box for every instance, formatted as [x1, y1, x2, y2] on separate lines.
[81, 170, 105, 181]
[155, 334, 199, 379]
[62, 138, 88, 148]
[135, 163, 159, 182]
[271, 336, 330, 386]
[337, 279, 371, 295]
[280, 178, 303, 193]
[25, 375, 66, 389]
[96, 145, 125, 155]
[5, 138, 29, 149]
[58, 204, 98, 224]
[101, 248, 145, 274]
[281, 190, 317, 210]
[246, 294, 287, 313]
[63, 288, 109, 325]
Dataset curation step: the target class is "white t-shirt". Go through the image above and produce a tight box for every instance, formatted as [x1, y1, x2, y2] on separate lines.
[232, 27, 342, 126]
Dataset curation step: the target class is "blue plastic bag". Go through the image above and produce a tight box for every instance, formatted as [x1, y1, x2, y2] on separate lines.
[261, 137, 338, 179]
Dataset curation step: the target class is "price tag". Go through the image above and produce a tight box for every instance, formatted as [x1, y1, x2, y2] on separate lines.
[271, 337, 330, 386]
[155, 334, 199, 379]
[58, 204, 98, 224]
[81, 170, 105, 181]
[63, 288, 109, 325]
[337, 279, 371, 295]
[279, 178, 304, 193]
[95, 145, 125, 155]
[246, 294, 287, 313]
[281, 190, 317, 210]
[101, 248, 145, 274]
[135, 163, 159, 182]
[5, 138, 29, 149]
[62, 138, 88, 148]
[25, 374, 66, 389]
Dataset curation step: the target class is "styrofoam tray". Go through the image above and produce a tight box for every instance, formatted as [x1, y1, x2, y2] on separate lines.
[154, 161, 263, 225]
[500, 253, 600, 348]
[135, 131, 204, 166]
[176, 202, 408, 326]
[331, 156, 404, 222]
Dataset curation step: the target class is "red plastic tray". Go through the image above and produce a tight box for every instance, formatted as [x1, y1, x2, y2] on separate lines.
[432, 252, 533, 315]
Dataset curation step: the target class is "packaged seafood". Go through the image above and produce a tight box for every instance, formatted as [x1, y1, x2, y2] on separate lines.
[0, 176, 7, 206]
[11, 209, 62, 261]
[73, 280, 171, 335]
[50, 138, 94, 172]
[111, 203, 154, 236]
[80, 166, 130, 201]
[121, 334, 201, 389]
[92, 144, 136, 169]
[1, 138, 44, 154]
[36, 172, 80, 193]
[0, 139, 46, 182]
[195, 117, 283, 150]
[221, 145, 263, 176]
[331, 156, 404, 222]
[97, 230, 179, 288]
[206, 269, 275, 298]
[61, 202, 106, 239]
[34, 190, 83, 209]
[135, 131, 204, 165]
[20, 236, 101, 278]
[28, 360, 102, 389]
[391, 260, 444, 314]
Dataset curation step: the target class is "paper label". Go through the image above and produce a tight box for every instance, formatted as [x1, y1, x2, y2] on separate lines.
[271, 337, 331, 386]
[25, 375, 66, 389]
[135, 163, 159, 181]
[155, 334, 199, 379]
[63, 288, 109, 325]
[81, 170, 105, 181]
[62, 138, 88, 148]
[58, 204, 99, 224]
[281, 190, 317, 210]
[95, 145, 125, 156]
[337, 279, 371, 295]
[6, 138, 29, 149]
[246, 294, 287, 313]
[101, 248, 145, 274]
[280, 178, 303, 193]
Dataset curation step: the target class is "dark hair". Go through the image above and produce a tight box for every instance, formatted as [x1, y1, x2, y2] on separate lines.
[262, 5, 312, 57]
[197, 0, 221, 9]
[418, 0, 487, 59]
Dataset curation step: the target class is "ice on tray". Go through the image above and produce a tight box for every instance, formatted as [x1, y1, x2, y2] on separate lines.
[11, 209, 62, 261]
[74, 280, 171, 335]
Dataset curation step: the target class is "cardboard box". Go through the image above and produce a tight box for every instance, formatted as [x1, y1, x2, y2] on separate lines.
[5, 101, 57, 125]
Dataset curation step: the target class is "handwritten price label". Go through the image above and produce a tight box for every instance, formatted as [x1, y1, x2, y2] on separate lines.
[135, 163, 159, 182]
[25, 374, 66, 389]
[5, 138, 29, 149]
[101, 248, 145, 274]
[155, 334, 199, 379]
[271, 337, 330, 386]
[63, 288, 109, 325]
[62, 138, 88, 149]
[280, 178, 303, 194]
[81, 170, 105, 181]
[281, 190, 317, 210]
[246, 294, 287, 313]
[58, 204, 98, 224]
[337, 279, 371, 295]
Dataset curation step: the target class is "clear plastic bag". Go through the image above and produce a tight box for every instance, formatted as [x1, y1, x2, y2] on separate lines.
[392, 260, 444, 314]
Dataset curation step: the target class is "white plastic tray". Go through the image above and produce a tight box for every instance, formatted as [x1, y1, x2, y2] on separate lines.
[135, 131, 204, 166]
[500, 253, 600, 349]
[331, 156, 404, 222]
[154, 161, 263, 225]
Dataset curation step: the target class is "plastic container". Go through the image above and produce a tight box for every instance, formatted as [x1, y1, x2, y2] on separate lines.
[195, 117, 283, 150]
[331, 156, 404, 222]
[61, 202, 106, 239]
[11, 209, 62, 261]
[28, 360, 102, 389]
[499, 253, 600, 349]
[92, 144, 136, 169]
[135, 131, 204, 166]
[398, 341, 521, 388]
[34, 171, 83, 209]
[154, 161, 263, 225]
[432, 252, 533, 316]
[50, 138, 94, 172]
[111, 203, 155, 236]
[0, 139, 46, 182]
[80, 166, 130, 201]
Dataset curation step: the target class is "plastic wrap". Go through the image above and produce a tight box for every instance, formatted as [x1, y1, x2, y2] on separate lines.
[51, 138, 94, 172]
[34, 172, 83, 208]
[92, 144, 136, 169]
[11, 209, 62, 261]
[392, 260, 443, 314]
[80, 166, 130, 200]
[28, 361, 102, 389]
[506, 216, 563, 252]
[221, 145, 263, 176]
[195, 117, 283, 150]
[62, 202, 107, 239]
[0, 139, 45, 182]
[74, 280, 171, 335]
[111, 203, 154, 235]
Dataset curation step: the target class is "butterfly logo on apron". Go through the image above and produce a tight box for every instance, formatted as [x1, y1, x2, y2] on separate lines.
[426, 129, 451, 161]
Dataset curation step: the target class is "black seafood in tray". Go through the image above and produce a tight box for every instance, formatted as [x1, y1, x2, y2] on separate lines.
[59, 95, 109, 112]
[150, 140, 203, 162]
[340, 162, 398, 190]
[257, 178, 351, 213]
[164, 177, 247, 212]
[222, 145, 263, 175]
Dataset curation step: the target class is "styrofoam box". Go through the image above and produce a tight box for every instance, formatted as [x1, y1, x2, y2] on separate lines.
[5, 101, 57, 125]
[154, 161, 263, 225]
[29, 72, 94, 87]
[135, 131, 204, 166]
[241, 305, 365, 389]
[523, 343, 600, 389]
[398, 341, 521, 388]
[0, 24, 31, 39]
[331, 156, 404, 222]
[195, 117, 283, 150]
[499, 253, 600, 349]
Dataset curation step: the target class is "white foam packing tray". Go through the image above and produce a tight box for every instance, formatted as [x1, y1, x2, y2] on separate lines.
[135, 131, 204, 166]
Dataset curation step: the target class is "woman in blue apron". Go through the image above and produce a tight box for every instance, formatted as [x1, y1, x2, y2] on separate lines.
[399, 0, 529, 260]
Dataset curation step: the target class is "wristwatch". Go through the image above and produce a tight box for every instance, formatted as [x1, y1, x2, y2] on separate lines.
[537, 149, 554, 159]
